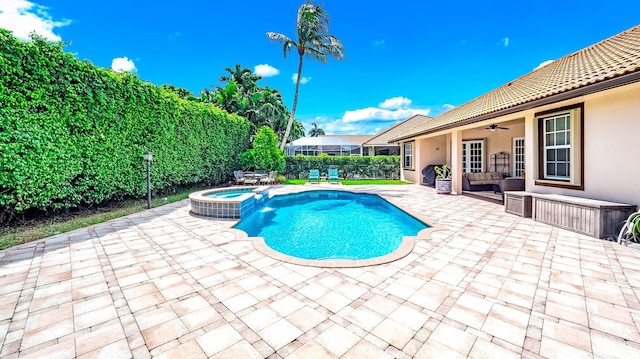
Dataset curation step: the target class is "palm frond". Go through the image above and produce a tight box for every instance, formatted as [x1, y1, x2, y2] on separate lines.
[266, 32, 297, 58]
[297, 3, 329, 38]
[304, 47, 327, 63]
[321, 35, 345, 60]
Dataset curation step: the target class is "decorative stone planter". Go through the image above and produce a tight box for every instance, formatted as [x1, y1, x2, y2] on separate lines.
[435, 179, 452, 194]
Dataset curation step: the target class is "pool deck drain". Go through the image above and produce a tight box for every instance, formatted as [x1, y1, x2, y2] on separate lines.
[1, 184, 640, 358]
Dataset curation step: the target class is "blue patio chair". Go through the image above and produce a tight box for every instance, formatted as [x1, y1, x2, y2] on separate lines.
[328, 168, 339, 183]
[308, 169, 320, 183]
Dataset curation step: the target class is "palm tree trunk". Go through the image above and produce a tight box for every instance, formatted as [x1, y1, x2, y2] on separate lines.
[279, 54, 304, 150]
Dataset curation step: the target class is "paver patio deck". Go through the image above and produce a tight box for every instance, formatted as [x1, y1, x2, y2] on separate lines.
[1, 184, 640, 358]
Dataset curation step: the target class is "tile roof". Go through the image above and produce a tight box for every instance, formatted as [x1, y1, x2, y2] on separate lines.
[363, 114, 431, 145]
[392, 24, 640, 141]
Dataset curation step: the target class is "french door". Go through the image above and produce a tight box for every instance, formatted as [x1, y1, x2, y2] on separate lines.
[462, 140, 484, 173]
[513, 137, 525, 177]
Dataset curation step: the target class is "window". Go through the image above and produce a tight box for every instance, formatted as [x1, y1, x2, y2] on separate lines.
[543, 114, 571, 179]
[462, 140, 484, 172]
[513, 137, 525, 177]
[403, 142, 413, 169]
[537, 104, 583, 189]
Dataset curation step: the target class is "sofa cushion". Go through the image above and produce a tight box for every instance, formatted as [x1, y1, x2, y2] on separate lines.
[469, 180, 501, 185]
[464, 172, 502, 182]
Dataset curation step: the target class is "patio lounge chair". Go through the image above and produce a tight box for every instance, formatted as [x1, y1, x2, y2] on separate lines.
[233, 170, 245, 185]
[243, 171, 258, 185]
[328, 168, 339, 183]
[260, 171, 277, 185]
[309, 169, 320, 183]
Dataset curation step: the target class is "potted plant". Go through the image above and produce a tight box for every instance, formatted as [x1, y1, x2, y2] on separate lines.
[434, 164, 452, 194]
[619, 212, 640, 246]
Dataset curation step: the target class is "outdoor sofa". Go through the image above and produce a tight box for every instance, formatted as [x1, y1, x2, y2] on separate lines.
[462, 172, 503, 191]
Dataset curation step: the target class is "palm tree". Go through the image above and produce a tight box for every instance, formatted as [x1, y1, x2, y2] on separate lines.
[289, 120, 306, 141]
[308, 122, 325, 137]
[266, 1, 344, 150]
[219, 64, 261, 93]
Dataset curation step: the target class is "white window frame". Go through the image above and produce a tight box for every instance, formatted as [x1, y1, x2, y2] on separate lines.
[536, 104, 583, 189]
[403, 142, 414, 169]
[542, 113, 571, 180]
[513, 137, 525, 177]
[462, 140, 485, 173]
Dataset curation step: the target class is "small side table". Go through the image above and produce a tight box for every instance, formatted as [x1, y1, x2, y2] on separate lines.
[504, 191, 532, 218]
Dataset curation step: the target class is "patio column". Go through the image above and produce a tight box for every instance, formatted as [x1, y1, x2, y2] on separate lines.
[451, 130, 463, 195]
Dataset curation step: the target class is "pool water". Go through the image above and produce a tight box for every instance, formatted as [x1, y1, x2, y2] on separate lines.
[233, 190, 428, 260]
[203, 189, 253, 199]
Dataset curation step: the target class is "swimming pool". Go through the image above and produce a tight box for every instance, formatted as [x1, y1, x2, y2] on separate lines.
[203, 188, 254, 199]
[233, 190, 428, 262]
[189, 186, 269, 219]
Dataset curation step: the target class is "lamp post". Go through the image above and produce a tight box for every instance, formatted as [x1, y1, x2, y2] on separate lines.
[143, 150, 153, 209]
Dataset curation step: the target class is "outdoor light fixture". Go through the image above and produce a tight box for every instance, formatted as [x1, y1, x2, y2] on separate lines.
[144, 150, 153, 209]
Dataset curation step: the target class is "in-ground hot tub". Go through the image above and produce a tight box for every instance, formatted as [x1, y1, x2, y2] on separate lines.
[189, 186, 269, 219]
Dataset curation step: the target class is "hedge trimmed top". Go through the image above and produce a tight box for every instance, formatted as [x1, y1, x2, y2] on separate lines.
[0, 30, 250, 220]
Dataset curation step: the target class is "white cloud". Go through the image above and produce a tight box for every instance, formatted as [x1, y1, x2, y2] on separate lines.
[300, 98, 440, 135]
[372, 39, 385, 47]
[500, 37, 509, 47]
[254, 64, 279, 77]
[322, 119, 366, 135]
[342, 96, 429, 123]
[535, 60, 554, 70]
[292, 73, 310, 84]
[379, 96, 412, 110]
[343, 107, 429, 123]
[0, 0, 71, 41]
[111, 57, 137, 73]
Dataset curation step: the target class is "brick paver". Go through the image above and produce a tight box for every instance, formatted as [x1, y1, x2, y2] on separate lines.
[1, 184, 640, 358]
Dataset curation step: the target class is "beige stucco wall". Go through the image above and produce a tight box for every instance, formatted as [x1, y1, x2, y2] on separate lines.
[419, 136, 447, 168]
[401, 82, 640, 206]
[461, 120, 525, 174]
[527, 83, 640, 205]
[400, 136, 447, 184]
[399, 141, 416, 182]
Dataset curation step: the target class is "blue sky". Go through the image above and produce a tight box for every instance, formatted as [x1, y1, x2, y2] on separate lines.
[1, 1, 638, 136]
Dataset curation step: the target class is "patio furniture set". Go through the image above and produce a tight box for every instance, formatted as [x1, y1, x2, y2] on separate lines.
[233, 170, 276, 185]
[462, 172, 525, 197]
[308, 168, 339, 183]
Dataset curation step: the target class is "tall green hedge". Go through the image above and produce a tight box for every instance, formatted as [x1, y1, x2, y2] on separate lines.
[284, 155, 400, 179]
[0, 30, 250, 220]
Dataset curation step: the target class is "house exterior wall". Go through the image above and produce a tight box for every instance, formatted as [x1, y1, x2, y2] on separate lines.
[400, 141, 417, 182]
[400, 136, 446, 184]
[401, 82, 640, 206]
[461, 121, 525, 174]
[527, 83, 640, 206]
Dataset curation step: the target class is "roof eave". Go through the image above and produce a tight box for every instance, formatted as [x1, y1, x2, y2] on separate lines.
[390, 71, 640, 142]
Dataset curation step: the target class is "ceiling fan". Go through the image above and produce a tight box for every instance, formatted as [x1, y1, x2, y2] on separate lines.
[486, 124, 509, 132]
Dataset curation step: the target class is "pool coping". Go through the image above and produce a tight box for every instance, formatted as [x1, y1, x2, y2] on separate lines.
[227, 187, 445, 268]
[188, 185, 270, 202]
[188, 185, 270, 219]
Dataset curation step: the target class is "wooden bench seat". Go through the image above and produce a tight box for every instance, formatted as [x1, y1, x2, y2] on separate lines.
[529, 193, 637, 239]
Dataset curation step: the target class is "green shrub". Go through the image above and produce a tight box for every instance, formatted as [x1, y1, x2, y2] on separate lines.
[284, 156, 400, 179]
[0, 30, 251, 220]
[240, 127, 285, 172]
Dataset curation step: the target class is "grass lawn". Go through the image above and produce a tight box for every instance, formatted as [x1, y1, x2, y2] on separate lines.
[0, 190, 196, 251]
[284, 179, 411, 185]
